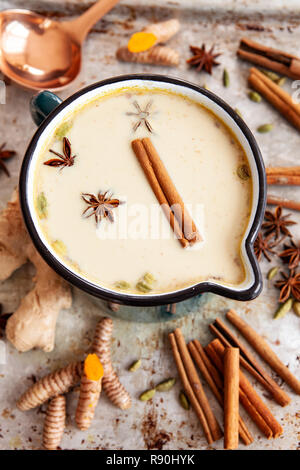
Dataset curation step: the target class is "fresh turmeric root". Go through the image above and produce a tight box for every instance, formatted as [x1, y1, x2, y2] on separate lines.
[1, 190, 72, 352]
[116, 46, 179, 67]
[75, 354, 104, 430]
[143, 19, 180, 44]
[43, 395, 66, 450]
[17, 362, 83, 411]
[92, 318, 132, 410]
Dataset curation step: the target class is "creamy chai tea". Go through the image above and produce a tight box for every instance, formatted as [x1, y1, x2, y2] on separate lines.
[34, 87, 252, 295]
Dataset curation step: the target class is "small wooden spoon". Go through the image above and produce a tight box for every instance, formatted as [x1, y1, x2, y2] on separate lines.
[0, 0, 119, 90]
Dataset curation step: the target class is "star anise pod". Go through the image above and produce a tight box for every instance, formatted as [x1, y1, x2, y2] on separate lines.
[262, 206, 296, 239]
[126, 100, 153, 132]
[82, 191, 123, 226]
[0, 143, 16, 177]
[275, 269, 300, 302]
[44, 137, 76, 170]
[278, 239, 300, 269]
[186, 44, 221, 74]
[254, 232, 280, 262]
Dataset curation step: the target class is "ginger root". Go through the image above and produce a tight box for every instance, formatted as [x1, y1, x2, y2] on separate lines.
[17, 361, 83, 411]
[0, 190, 72, 352]
[75, 354, 104, 431]
[92, 318, 131, 410]
[43, 395, 66, 450]
[116, 46, 179, 67]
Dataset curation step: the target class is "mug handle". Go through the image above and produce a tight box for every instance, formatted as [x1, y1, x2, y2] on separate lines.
[30, 91, 62, 126]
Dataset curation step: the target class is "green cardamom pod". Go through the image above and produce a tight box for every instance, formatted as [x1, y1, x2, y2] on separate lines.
[179, 391, 190, 410]
[248, 91, 262, 103]
[155, 378, 176, 392]
[237, 164, 251, 180]
[128, 359, 141, 372]
[223, 69, 230, 88]
[36, 192, 48, 219]
[136, 281, 152, 293]
[267, 266, 279, 280]
[143, 272, 156, 284]
[139, 388, 156, 401]
[274, 298, 293, 319]
[276, 77, 286, 86]
[55, 120, 73, 139]
[260, 69, 281, 82]
[293, 301, 300, 317]
[234, 108, 243, 118]
[257, 123, 273, 133]
[51, 239, 67, 256]
[115, 280, 131, 290]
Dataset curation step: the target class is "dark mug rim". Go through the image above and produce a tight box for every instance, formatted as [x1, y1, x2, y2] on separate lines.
[19, 73, 266, 306]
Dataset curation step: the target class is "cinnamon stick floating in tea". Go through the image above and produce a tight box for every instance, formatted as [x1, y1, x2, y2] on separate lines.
[248, 67, 300, 132]
[209, 317, 291, 406]
[267, 195, 300, 212]
[131, 138, 201, 245]
[224, 347, 240, 450]
[238, 37, 300, 79]
[226, 310, 300, 395]
[131, 139, 188, 247]
[205, 340, 283, 439]
[169, 330, 222, 444]
[188, 340, 253, 446]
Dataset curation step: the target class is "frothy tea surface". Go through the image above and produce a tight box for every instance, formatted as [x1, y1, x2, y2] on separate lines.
[34, 88, 252, 294]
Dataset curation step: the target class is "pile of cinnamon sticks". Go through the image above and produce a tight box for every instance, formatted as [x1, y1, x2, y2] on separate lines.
[169, 309, 300, 450]
[265, 167, 300, 212]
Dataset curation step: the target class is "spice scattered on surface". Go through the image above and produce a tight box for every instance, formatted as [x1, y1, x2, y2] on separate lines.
[248, 90, 262, 102]
[223, 68, 230, 87]
[254, 232, 279, 262]
[257, 123, 273, 133]
[82, 191, 123, 226]
[293, 301, 300, 317]
[128, 359, 142, 372]
[273, 298, 293, 319]
[187, 44, 221, 74]
[179, 391, 190, 410]
[0, 143, 16, 177]
[44, 137, 76, 169]
[267, 266, 279, 280]
[275, 269, 300, 302]
[139, 388, 156, 401]
[155, 378, 176, 392]
[278, 240, 300, 269]
[262, 206, 296, 239]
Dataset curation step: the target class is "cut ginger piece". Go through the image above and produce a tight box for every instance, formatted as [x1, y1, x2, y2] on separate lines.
[84, 353, 104, 381]
[128, 32, 157, 53]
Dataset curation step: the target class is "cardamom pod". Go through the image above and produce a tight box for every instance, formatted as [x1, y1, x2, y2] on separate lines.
[139, 388, 156, 401]
[55, 120, 73, 139]
[129, 359, 141, 372]
[223, 69, 230, 87]
[267, 266, 279, 280]
[257, 123, 273, 133]
[234, 108, 243, 118]
[155, 378, 176, 392]
[136, 281, 152, 293]
[248, 91, 262, 103]
[115, 280, 131, 290]
[36, 192, 48, 219]
[277, 77, 286, 86]
[260, 69, 281, 82]
[237, 164, 251, 180]
[179, 391, 190, 410]
[274, 298, 293, 319]
[293, 301, 300, 317]
[143, 272, 155, 284]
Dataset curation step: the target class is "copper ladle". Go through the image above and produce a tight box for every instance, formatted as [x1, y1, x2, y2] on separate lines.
[0, 0, 120, 90]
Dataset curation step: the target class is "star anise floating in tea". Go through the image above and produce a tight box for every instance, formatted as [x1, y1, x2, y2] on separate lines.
[126, 100, 153, 132]
[278, 240, 300, 269]
[262, 206, 296, 239]
[44, 137, 76, 170]
[254, 232, 280, 262]
[275, 269, 300, 303]
[0, 143, 16, 177]
[187, 44, 221, 74]
[82, 191, 123, 226]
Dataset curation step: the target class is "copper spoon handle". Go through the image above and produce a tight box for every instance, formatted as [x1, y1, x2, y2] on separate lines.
[61, 0, 120, 44]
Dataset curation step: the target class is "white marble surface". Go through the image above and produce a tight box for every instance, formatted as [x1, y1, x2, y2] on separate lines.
[0, 0, 299, 450]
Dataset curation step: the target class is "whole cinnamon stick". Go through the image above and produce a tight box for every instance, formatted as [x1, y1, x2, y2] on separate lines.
[131, 139, 188, 247]
[267, 175, 300, 186]
[266, 166, 300, 177]
[188, 341, 254, 446]
[224, 348, 240, 450]
[238, 37, 300, 79]
[209, 318, 291, 407]
[267, 195, 300, 212]
[248, 68, 300, 132]
[173, 328, 222, 442]
[226, 310, 300, 395]
[169, 333, 214, 444]
[205, 340, 283, 439]
[141, 138, 201, 243]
